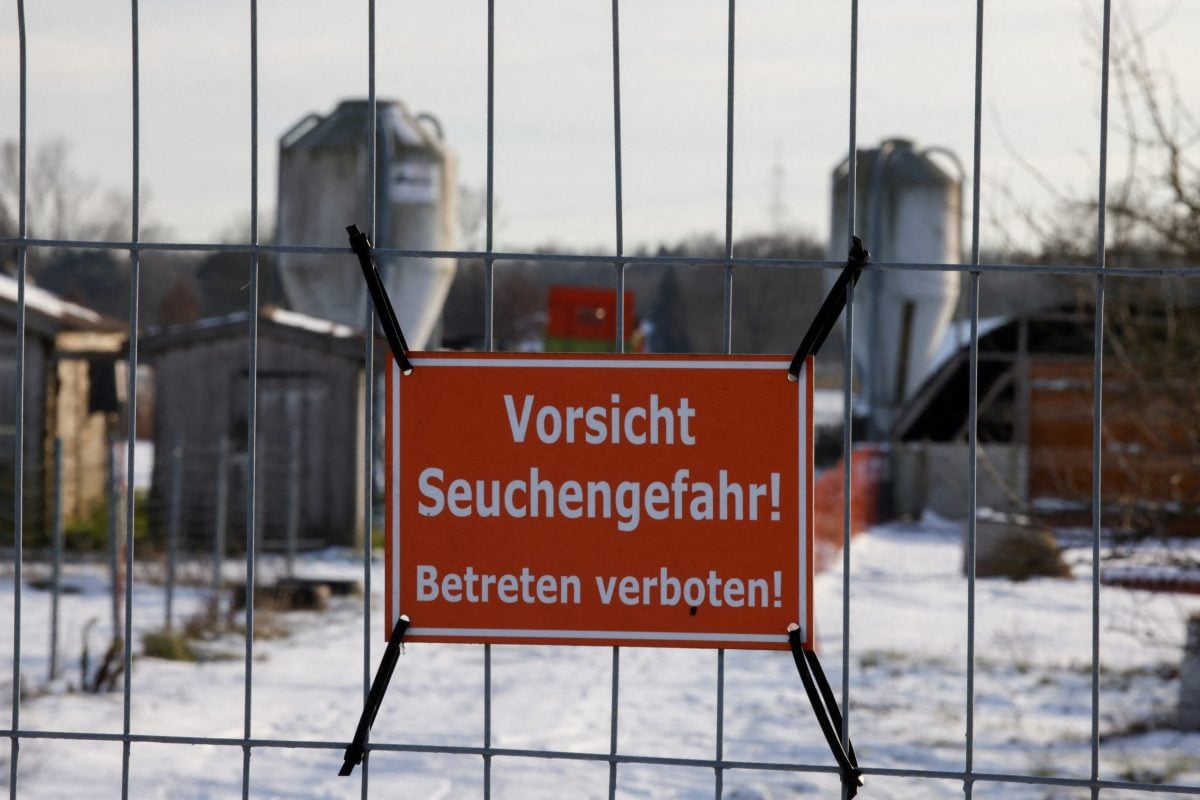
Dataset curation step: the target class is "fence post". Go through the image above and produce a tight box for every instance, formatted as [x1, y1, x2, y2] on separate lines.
[253, 447, 264, 588]
[49, 437, 63, 682]
[285, 428, 299, 578]
[107, 443, 122, 638]
[212, 436, 230, 597]
[166, 430, 183, 631]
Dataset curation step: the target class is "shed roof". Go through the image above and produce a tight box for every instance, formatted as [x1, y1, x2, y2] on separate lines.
[0, 273, 125, 338]
[139, 305, 383, 362]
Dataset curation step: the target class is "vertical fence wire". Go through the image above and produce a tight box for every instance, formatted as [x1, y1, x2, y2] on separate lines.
[964, 276, 981, 799]
[721, 0, 736, 353]
[49, 439, 63, 682]
[361, 3, 377, 795]
[1090, 1, 1114, 796]
[607, 645, 620, 800]
[482, 642, 492, 798]
[107, 446, 120, 647]
[611, 0, 625, 356]
[212, 438, 230, 596]
[166, 433, 182, 630]
[835, 289, 854, 800]
[964, 1, 986, 796]
[482, 0, 496, 356]
[119, 0, 142, 794]
[840, 3, 861, 791]
[609, 6, 626, 793]
[8, 2, 28, 795]
[241, 0, 262, 794]
[360, 233, 376, 795]
[715, 3, 737, 797]
[483, 2, 497, 796]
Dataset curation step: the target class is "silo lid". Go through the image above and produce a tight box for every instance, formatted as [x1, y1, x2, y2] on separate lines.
[861, 139, 957, 186]
[281, 99, 442, 152]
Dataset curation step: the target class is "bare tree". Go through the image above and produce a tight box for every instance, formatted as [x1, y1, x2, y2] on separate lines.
[456, 184, 489, 252]
[1090, 11, 1198, 545]
[977, 7, 1199, 552]
[1018, 10, 1200, 546]
[0, 139, 199, 325]
[1103, 8, 1200, 264]
[0, 139, 133, 247]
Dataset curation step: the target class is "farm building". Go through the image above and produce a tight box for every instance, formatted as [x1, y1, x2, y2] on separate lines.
[0, 273, 126, 541]
[139, 306, 381, 551]
[889, 301, 1199, 529]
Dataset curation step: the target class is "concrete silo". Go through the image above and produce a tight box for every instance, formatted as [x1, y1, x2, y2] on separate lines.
[276, 100, 456, 348]
[828, 138, 963, 439]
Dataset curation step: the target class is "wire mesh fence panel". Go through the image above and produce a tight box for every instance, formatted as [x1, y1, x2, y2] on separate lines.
[5, 1, 1200, 799]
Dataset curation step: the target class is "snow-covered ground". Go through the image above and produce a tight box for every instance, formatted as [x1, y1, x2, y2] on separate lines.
[4, 517, 1200, 799]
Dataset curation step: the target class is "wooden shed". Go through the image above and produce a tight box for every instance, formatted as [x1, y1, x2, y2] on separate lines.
[0, 274, 126, 541]
[140, 306, 379, 550]
[890, 304, 1200, 527]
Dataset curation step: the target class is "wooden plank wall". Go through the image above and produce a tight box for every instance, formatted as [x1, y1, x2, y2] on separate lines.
[149, 328, 365, 550]
[1028, 359, 1199, 508]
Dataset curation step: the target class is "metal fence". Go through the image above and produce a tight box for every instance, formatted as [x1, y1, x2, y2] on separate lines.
[5, 1, 1200, 798]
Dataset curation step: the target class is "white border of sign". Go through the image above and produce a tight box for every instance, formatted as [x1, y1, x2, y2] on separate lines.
[388, 355, 810, 647]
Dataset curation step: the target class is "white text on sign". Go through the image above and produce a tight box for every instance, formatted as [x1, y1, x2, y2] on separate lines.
[416, 565, 783, 608]
[503, 393, 697, 446]
[417, 467, 781, 532]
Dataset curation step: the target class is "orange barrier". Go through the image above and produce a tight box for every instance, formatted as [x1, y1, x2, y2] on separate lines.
[813, 445, 885, 572]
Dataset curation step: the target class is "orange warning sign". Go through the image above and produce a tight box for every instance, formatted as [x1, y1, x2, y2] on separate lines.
[385, 353, 813, 650]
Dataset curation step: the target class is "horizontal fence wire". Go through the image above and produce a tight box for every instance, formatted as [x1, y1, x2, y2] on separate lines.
[5, 0, 1199, 798]
[3, 237, 1200, 278]
[4, 726, 1200, 796]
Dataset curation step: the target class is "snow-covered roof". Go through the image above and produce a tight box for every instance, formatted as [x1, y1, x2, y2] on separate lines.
[0, 272, 107, 329]
[926, 315, 1008, 377]
[139, 305, 372, 360]
[262, 306, 359, 338]
[144, 306, 364, 339]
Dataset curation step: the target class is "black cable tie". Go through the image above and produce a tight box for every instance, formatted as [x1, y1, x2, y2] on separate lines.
[787, 236, 870, 381]
[787, 623, 864, 798]
[339, 614, 412, 776]
[347, 224, 414, 376]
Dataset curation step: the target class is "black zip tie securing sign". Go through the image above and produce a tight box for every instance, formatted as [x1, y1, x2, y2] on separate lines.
[339, 614, 412, 776]
[787, 236, 870, 381]
[347, 223, 414, 375]
[788, 623, 864, 798]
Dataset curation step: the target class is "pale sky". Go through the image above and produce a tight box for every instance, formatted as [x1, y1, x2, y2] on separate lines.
[2, 0, 1197, 254]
